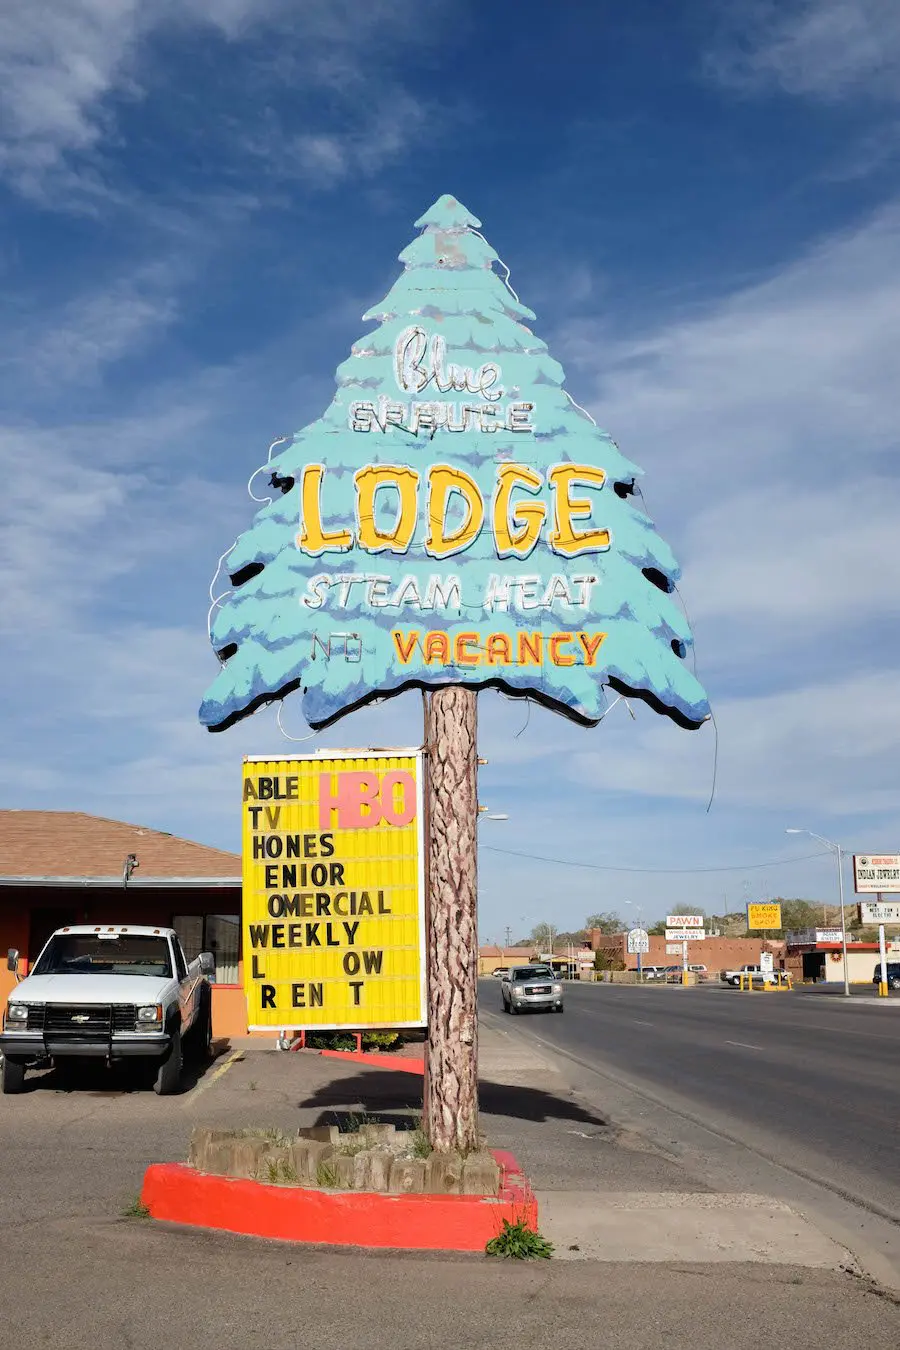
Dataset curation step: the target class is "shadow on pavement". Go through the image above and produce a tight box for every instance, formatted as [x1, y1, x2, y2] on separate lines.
[12, 1037, 232, 1097]
[298, 1068, 611, 1130]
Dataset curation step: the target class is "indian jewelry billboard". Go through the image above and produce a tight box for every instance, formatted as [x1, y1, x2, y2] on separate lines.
[201, 195, 709, 733]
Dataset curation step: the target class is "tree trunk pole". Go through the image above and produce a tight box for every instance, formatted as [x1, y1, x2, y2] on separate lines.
[422, 686, 479, 1153]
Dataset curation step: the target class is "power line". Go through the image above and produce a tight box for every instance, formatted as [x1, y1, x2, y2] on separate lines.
[480, 845, 832, 876]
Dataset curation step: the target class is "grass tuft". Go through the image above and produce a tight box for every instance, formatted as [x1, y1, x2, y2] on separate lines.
[316, 1161, 339, 1188]
[485, 1218, 554, 1260]
[122, 1197, 151, 1220]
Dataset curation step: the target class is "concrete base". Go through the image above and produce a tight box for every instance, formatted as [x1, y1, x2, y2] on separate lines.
[141, 1150, 536, 1251]
[537, 1191, 857, 1269]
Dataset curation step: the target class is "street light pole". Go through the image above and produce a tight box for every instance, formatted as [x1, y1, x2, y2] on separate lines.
[786, 829, 850, 997]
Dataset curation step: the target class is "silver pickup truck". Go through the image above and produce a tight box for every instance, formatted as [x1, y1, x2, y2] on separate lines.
[501, 965, 564, 1014]
[0, 925, 214, 1095]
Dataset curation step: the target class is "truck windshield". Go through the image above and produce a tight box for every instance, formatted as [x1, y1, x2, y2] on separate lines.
[32, 934, 172, 979]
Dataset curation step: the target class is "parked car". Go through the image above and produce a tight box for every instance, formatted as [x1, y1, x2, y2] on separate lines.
[873, 962, 900, 990]
[640, 966, 666, 980]
[0, 925, 214, 1095]
[501, 966, 564, 1014]
[491, 967, 509, 980]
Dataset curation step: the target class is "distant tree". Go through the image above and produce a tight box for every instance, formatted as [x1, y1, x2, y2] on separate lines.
[585, 912, 623, 934]
[648, 921, 666, 936]
[669, 904, 706, 917]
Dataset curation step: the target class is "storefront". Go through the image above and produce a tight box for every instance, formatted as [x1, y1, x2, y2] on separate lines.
[0, 810, 248, 1038]
[784, 930, 891, 984]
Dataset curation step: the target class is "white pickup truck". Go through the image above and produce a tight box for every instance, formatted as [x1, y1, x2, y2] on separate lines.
[722, 964, 777, 988]
[0, 925, 214, 1095]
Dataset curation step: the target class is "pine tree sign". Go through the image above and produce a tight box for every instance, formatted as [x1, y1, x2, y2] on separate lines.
[200, 194, 709, 734]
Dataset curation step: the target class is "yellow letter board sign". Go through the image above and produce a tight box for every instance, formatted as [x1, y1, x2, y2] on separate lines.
[241, 750, 425, 1031]
[746, 902, 782, 930]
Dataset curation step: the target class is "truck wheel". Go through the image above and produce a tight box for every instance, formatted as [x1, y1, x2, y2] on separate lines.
[153, 1030, 183, 1096]
[1, 1056, 26, 1094]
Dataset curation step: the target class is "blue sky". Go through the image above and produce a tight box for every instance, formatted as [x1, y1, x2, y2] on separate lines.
[2, 0, 899, 939]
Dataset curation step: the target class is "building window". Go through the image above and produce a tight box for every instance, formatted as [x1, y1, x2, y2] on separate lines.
[172, 914, 240, 984]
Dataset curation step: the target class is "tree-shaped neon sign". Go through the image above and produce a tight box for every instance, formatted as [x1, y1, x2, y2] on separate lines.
[201, 195, 709, 733]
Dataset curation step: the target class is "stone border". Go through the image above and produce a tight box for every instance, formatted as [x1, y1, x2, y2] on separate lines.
[140, 1150, 536, 1251]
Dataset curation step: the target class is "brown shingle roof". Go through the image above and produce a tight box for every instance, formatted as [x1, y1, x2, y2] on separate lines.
[0, 811, 239, 880]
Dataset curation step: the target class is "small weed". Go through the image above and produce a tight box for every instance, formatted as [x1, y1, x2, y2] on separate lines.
[341, 1109, 378, 1132]
[485, 1219, 554, 1261]
[411, 1128, 432, 1159]
[248, 1080, 257, 1091]
[265, 1156, 299, 1185]
[336, 1137, 368, 1157]
[240, 1126, 290, 1144]
[316, 1161, 339, 1188]
[122, 1197, 151, 1220]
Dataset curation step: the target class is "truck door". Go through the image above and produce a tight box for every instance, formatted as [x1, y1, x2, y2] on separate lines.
[171, 936, 197, 1032]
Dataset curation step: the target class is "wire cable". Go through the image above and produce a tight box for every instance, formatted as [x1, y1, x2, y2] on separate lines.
[480, 845, 832, 875]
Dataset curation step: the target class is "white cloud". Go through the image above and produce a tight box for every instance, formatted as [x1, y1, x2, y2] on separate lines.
[551, 201, 900, 677]
[566, 668, 900, 818]
[0, 266, 179, 391]
[707, 0, 900, 100]
[0, 0, 448, 200]
[579, 203, 900, 486]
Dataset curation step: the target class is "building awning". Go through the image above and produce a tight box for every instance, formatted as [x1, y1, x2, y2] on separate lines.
[0, 876, 240, 889]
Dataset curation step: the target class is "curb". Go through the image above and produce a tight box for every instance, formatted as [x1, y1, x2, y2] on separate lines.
[318, 1049, 425, 1074]
[140, 1149, 536, 1251]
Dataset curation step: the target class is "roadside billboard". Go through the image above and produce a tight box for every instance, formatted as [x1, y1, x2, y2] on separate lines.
[665, 914, 704, 928]
[746, 902, 782, 930]
[627, 928, 649, 954]
[665, 928, 705, 942]
[853, 856, 900, 894]
[241, 751, 425, 1031]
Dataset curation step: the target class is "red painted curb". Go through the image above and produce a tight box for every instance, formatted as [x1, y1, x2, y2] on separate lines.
[140, 1151, 536, 1251]
[318, 1049, 425, 1074]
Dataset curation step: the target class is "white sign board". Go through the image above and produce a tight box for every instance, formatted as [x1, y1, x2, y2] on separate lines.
[665, 929, 706, 942]
[665, 914, 704, 928]
[666, 943, 682, 954]
[760, 952, 774, 974]
[627, 927, 650, 954]
[858, 902, 900, 925]
[853, 855, 900, 893]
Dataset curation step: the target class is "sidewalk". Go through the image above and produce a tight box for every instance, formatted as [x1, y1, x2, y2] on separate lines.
[200, 1027, 858, 1276]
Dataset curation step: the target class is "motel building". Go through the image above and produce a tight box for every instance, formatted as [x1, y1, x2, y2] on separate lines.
[0, 810, 250, 1039]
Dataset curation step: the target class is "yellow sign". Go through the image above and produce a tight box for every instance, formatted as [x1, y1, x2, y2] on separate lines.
[241, 751, 425, 1031]
[746, 902, 782, 930]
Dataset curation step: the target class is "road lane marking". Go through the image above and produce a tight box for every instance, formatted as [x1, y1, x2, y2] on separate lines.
[632, 1020, 654, 1027]
[183, 1048, 244, 1102]
[725, 1040, 762, 1050]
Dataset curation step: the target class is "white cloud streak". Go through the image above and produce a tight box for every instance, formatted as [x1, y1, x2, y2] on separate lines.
[0, 0, 447, 199]
[708, 0, 900, 101]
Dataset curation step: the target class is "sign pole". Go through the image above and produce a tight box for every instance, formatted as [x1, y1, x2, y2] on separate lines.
[878, 917, 888, 998]
[422, 687, 479, 1154]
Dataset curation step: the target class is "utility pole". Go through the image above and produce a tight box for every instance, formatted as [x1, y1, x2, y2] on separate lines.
[422, 687, 479, 1154]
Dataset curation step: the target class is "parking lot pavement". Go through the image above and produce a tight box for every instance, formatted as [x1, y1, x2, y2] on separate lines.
[4, 1035, 900, 1348]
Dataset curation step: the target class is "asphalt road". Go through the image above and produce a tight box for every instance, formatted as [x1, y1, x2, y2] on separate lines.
[480, 979, 900, 1219]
